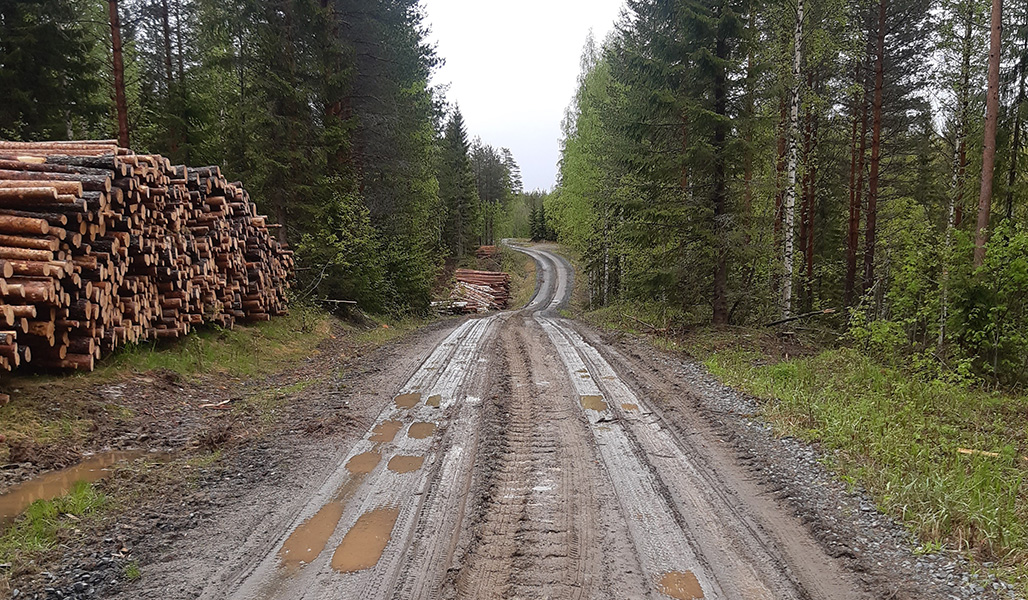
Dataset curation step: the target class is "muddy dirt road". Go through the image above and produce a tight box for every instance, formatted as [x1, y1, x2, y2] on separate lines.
[121, 243, 881, 600]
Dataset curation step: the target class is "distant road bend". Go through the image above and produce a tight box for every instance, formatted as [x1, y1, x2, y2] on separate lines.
[198, 243, 868, 600]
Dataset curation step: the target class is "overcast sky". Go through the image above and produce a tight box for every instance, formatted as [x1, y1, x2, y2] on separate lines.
[423, 0, 626, 192]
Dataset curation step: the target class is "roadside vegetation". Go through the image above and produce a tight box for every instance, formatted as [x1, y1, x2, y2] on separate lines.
[499, 245, 538, 309]
[587, 302, 1028, 594]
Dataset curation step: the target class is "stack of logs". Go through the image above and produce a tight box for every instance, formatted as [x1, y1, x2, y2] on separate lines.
[0, 139, 293, 375]
[475, 245, 497, 259]
[444, 269, 511, 313]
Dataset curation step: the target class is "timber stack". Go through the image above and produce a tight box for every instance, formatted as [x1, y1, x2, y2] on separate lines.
[449, 269, 510, 312]
[0, 139, 293, 375]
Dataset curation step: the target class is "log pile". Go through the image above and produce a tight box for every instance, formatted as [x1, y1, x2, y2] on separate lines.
[0, 139, 293, 374]
[475, 245, 498, 259]
[443, 269, 510, 313]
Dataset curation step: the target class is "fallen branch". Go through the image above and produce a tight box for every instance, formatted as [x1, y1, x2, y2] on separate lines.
[765, 308, 836, 328]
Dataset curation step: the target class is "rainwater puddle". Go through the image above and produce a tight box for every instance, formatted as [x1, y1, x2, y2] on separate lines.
[579, 395, 609, 411]
[394, 392, 421, 409]
[658, 570, 705, 599]
[0, 450, 157, 525]
[278, 501, 344, 570]
[369, 420, 403, 443]
[407, 422, 436, 439]
[426, 394, 442, 408]
[387, 455, 424, 473]
[345, 452, 381, 474]
[622, 403, 639, 411]
[331, 507, 400, 573]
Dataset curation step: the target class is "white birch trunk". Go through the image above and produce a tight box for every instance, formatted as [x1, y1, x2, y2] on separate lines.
[782, 0, 803, 319]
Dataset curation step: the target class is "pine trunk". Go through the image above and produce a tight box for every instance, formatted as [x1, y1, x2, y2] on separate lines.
[712, 32, 729, 325]
[864, 0, 887, 294]
[844, 57, 866, 306]
[107, 0, 130, 148]
[974, 0, 1003, 268]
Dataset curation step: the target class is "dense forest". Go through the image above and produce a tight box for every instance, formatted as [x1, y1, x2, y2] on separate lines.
[548, 0, 1028, 385]
[0, 0, 535, 313]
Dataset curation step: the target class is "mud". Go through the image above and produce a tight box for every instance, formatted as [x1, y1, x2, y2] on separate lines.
[330, 507, 401, 573]
[345, 451, 381, 474]
[386, 455, 424, 473]
[659, 571, 705, 600]
[406, 422, 436, 439]
[394, 393, 421, 409]
[369, 420, 403, 442]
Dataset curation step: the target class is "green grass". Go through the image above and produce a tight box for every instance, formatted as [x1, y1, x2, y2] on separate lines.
[95, 302, 333, 379]
[123, 561, 141, 581]
[706, 347, 1027, 568]
[499, 245, 537, 309]
[0, 482, 108, 574]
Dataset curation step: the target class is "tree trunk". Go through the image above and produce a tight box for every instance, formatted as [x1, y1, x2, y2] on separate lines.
[974, 0, 1003, 268]
[107, 0, 130, 148]
[782, 0, 803, 319]
[161, 0, 174, 91]
[844, 58, 867, 306]
[864, 0, 887, 294]
[712, 31, 729, 325]
[1005, 10, 1027, 220]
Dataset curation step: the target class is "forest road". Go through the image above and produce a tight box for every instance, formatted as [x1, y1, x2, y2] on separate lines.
[191, 244, 869, 600]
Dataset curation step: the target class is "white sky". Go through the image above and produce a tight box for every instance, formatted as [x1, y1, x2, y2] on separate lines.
[423, 0, 627, 192]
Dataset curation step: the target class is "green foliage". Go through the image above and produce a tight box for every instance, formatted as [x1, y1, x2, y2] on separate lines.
[297, 181, 387, 310]
[0, 0, 108, 139]
[438, 109, 481, 258]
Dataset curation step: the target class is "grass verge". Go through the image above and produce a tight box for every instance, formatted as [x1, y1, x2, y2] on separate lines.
[499, 245, 537, 309]
[0, 481, 108, 578]
[587, 302, 1028, 595]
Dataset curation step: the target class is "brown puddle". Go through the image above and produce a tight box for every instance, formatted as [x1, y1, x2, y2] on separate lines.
[580, 395, 609, 411]
[658, 571, 705, 599]
[622, 403, 639, 411]
[369, 420, 403, 443]
[345, 452, 381, 474]
[426, 394, 442, 408]
[394, 392, 421, 409]
[387, 455, 425, 474]
[407, 422, 436, 439]
[331, 507, 400, 573]
[0, 450, 156, 525]
[278, 501, 345, 570]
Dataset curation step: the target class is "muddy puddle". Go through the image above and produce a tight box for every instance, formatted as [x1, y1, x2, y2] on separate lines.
[279, 501, 345, 570]
[426, 394, 442, 408]
[658, 570, 704, 599]
[621, 403, 639, 411]
[407, 422, 436, 439]
[580, 395, 609, 411]
[394, 392, 421, 409]
[345, 452, 381, 474]
[370, 420, 403, 443]
[331, 507, 400, 573]
[0, 450, 160, 525]
[387, 455, 424, 473]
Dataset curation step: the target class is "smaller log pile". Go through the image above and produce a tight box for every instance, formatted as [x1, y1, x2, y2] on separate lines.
[475, 245, 497, 259]
[0, 139, 294, 375]
[447, 269, 510, 313]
